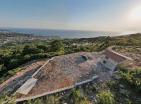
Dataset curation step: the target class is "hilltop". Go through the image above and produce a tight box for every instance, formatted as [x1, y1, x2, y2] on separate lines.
[0, 33, 141, 104]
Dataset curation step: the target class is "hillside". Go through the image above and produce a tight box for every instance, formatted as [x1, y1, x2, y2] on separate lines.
[0, 33, 141, 104]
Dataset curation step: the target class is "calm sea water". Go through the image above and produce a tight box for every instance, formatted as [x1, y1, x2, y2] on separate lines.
[3, 28, 119, 39]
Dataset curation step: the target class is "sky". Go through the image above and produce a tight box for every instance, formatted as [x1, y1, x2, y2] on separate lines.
[0, 0, 141, 32]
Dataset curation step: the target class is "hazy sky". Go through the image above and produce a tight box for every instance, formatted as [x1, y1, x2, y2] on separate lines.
[0, 0, 141, 32]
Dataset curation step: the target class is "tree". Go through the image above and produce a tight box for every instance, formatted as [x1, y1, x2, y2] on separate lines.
[97, 36, 111, 51]
[50, 40, 64, 54]
[0, 64, 6, 72]
[37, 45, 48, 52]
[22, 45, 43, 55]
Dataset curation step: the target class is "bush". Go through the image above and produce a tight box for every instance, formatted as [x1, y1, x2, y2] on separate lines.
[119, 68, 141, 93]
[22, 45, 43, 55]
[70, 89, 90, 104]
[96, 90, 115, 104]
[50, 40, 64, 53]
[0, 95, 15, 104]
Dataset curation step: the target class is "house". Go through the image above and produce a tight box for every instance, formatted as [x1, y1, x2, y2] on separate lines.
[101, 49, 132, 71]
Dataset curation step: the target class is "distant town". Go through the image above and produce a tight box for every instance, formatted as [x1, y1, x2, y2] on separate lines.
[0, 31, 60, 46]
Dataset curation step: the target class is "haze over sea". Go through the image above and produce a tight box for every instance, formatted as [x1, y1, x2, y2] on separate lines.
[1, 28, 121, 39]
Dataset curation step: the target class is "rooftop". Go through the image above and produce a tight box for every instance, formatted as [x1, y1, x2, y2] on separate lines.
[16, 78, 37, 95]
[16, 52, 100, 99]
[105, 49, 132, 63]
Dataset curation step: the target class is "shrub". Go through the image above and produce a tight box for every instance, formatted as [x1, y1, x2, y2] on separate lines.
[0, 95, 15, 104]
[50, 40, 64, 53]
[96, 90, 115, 104]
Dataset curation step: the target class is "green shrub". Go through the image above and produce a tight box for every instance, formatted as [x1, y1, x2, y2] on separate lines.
[96, 90, 115, 104]
[0, 95, 15, 104]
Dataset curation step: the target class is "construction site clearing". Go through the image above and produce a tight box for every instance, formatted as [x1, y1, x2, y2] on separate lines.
[0, 48, 134, 102]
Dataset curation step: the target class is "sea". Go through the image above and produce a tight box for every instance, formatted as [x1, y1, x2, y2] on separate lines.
[0, 28, 120, 39]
